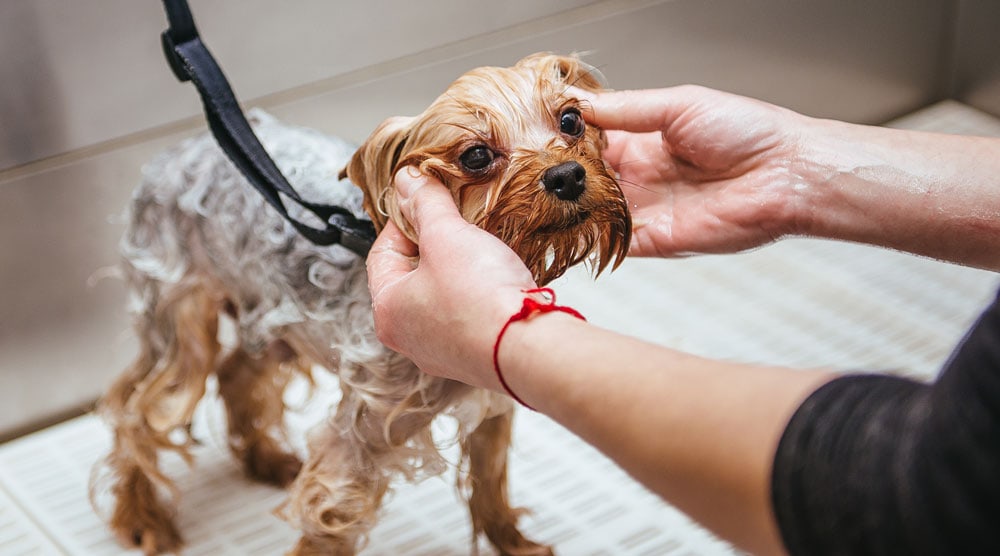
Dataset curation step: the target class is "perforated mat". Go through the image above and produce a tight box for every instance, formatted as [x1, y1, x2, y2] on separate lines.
[2, 101, 999, 555]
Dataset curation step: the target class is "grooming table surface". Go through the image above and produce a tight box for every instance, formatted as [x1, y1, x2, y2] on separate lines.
[2, 101, 999, 556]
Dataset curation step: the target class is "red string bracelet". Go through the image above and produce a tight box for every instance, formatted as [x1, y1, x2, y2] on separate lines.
[492, 287, 586, 410]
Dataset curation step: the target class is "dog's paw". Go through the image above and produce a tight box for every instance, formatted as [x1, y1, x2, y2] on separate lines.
[112, 509, 183, 555]
[242, 441, 303, 487]
[286, 535, 356, 556]
[486, 522, 555, 556]
[109, 468, 183, 555]
[497, 540, 555, 556]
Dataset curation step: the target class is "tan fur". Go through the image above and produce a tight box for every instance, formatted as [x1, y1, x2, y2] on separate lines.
[99, 278, 223, 552]
[217, 339, 306, 487]
[95, 53, 630, 555]
[344, 53, 630, 285]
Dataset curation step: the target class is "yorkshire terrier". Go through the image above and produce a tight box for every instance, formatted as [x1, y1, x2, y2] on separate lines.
[94, 53, 631, 555]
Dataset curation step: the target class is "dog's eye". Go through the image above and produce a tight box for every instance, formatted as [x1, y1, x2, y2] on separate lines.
[560, 108, 585, 137]
[459, 146, 495, 172]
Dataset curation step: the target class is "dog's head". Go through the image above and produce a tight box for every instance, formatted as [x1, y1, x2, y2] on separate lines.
[343, 53, 631, 285]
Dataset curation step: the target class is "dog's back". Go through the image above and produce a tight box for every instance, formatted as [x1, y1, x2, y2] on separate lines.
[120, 110, 373, 356]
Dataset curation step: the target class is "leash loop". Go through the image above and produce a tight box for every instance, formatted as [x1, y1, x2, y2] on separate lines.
[159, 0, 375, 256]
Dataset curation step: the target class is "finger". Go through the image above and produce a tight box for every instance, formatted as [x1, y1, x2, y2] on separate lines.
[575, 87, 698, 133]
[372, 218, 418, 258]
[602, 129, 680, 186]
[600, 129, 636, 170]
[366, 221, 418, 299]
[394, 167, 465, 239]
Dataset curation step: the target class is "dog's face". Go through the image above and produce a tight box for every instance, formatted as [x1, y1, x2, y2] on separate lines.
[345, 53, 631, 285]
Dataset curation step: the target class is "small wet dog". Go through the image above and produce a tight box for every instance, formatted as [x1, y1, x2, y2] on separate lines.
[95, 53, 630, 555]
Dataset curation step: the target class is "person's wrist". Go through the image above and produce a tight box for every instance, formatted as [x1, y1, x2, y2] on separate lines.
[775, 115, 863, 239]
[790, 117, 894, 242]
[493, 294, 586, 410]
[453, 285, 541, 393]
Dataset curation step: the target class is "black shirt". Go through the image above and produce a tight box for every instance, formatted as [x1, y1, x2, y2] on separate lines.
[772, 289, 1000, 555]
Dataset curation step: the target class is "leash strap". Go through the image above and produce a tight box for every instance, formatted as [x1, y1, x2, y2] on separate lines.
[159, 0, 375, 256]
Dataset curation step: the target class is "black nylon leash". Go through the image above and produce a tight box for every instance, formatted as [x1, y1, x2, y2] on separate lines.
[159, 0, 375, 257]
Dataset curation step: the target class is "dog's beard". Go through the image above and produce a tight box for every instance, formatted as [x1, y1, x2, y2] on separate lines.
[475, 158, 631, 286]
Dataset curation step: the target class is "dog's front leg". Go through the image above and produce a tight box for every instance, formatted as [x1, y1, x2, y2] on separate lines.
[282, 423, 390, 556]
[281, 358, 465, 555]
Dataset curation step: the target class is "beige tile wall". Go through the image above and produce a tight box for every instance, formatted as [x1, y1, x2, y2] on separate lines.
[953, 0, 1000, 115]
[0, 0, 957, 437]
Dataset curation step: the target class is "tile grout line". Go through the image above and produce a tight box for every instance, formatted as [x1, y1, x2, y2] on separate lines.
[0, 447, 72, 555]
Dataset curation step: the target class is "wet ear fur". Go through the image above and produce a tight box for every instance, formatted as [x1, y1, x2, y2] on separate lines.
[518, 52, 606, 93]
[339, 116, 413, 234]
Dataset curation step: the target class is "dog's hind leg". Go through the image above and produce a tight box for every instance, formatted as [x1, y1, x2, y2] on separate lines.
[96, 279, 222, 555]
[461, 409, 554, 556]
[216, 338, 305, 487]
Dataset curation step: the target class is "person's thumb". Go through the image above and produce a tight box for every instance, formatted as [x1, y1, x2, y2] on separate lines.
[394, 166, 464, 238]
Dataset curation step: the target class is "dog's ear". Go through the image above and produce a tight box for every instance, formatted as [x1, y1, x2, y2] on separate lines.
[519, 53, 606, 93]
[340, 116, 414, 234]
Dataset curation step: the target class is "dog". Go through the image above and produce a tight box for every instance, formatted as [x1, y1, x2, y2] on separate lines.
[94, 53, 631, 555]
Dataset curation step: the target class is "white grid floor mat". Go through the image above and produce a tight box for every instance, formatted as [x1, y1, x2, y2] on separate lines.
[2, 100, 999, 555]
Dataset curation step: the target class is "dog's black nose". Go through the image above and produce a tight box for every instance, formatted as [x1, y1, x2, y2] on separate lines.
[542, 161, 586, 201]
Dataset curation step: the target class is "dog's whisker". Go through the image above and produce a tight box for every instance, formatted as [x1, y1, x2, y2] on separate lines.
[614, 156, 659, 168]
[617, 178, 660, 196]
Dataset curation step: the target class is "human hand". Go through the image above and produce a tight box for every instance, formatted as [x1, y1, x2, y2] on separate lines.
[577, 86, 811, 257]
[366, 168, 539, 390]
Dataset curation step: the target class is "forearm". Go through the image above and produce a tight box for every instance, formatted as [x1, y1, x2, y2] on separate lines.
[796, 118, 1000, 271]
[497, 312, 835, 555]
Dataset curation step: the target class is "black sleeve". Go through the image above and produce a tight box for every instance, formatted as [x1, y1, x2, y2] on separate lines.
[771, 289, 1000, 556]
